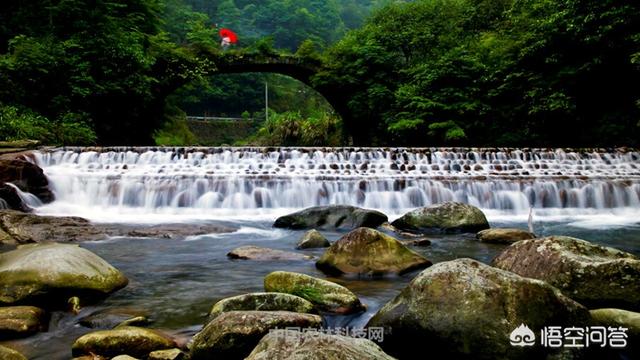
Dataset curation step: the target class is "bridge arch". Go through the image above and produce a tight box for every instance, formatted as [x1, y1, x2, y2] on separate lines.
[200, 52, 351, 126]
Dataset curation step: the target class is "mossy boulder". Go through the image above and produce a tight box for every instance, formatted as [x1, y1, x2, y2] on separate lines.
[476, 228, 535, 244]
[0, 243, 128, 307]
[227, 246, 312, 261]
[591, 308, 640, 339]
[71, 326, 177, 358]
[316, 227, 431, 276]
[391, 202, 489, 233]
[0, 345, 27, 360]
[189, 310, 322, 360]
[246, 331, 395, 360]
[296, 230, 330, 249]
[264, 271, 365, 314]
[367, 258, 590, 359]
[209, 292, 315, 321]
[0, 305, 47, 339]
[274, 205, 387, 230]
[492, 236, 640, 310]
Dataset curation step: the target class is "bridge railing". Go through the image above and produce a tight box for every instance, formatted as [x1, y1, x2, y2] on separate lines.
[186, 116, 256, 122]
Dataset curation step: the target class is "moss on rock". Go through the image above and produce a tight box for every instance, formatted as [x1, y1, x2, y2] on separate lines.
[493, 236, 640, 311]
[316, 227, 431, 275]
[209, 292, 315, 321]
[71, 326, 176, 358]
[391, 202, 489, 233]
[264, 271, 365, 314]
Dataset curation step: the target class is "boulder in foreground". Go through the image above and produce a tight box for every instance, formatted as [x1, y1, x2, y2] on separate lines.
[274, 205, 387, 230]
[367, 258, 590, 359]
[72, 326, 176, 358]
[316, 227, 431, 275]
[246, 331, 396, 360]
[0, 243, 128, 307]
[264, 271, 365, 314]
[190, 310, 322, 360]
[391, 202, 489, 233]
[209, 292, 315, 321]
[492, 236, 640, 311]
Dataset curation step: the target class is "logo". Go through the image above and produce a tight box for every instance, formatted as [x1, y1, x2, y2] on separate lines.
[510, 324, 536, 346]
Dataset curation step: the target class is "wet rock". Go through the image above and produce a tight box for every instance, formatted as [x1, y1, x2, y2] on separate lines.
[295, 230, 330, 249]
[391, 202, 489, 233]
[190, 311, 322, 360]
[209, 292, 315, 321]
[0, 210, 106, 244]
[0, 305, 47, 339]
[72, 326, 177, 358]
[492, 236, 640, 310]
[274, 205, 388, 230]
[227, 246, 313, 261]
[0, 159, 53, 203]
[0, 184, 30, 212]
[0, 210, 236, 245]
[148, 348, 185, 360]
[316, 228, 431, 276]
[0, 243, 128, 307]
[79, 307, 150, 329]
[264, 271, 365, 314]
[0, 345, 27, 360]
[367, 258, 590, 359]
[246, 331, 395, 360]
[476, 228, 535, 244]
[124, 223, 235, 239]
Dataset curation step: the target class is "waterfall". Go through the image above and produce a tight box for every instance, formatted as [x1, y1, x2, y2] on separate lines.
[33, 147, 640, 219]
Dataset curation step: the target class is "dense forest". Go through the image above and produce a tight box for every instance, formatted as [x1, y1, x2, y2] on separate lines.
[0, 0, 638, 146]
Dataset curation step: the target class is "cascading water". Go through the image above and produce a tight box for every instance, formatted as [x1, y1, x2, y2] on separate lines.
[33, 147, 640, 221]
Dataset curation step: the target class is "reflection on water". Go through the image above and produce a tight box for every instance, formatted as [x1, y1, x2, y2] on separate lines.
[2, 216, 639, 359]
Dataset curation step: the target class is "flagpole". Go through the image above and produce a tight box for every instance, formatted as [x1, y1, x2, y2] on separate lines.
[265, 81, 269, 123]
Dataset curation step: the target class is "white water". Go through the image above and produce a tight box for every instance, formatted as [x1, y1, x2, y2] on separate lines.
[33, 147, 640, 225]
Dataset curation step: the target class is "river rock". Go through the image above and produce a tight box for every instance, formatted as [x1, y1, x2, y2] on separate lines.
[148, 348, 185, 360]
[111, 356, 139, 360]
[227, 246, 312, 261]
[296, 229, 330, 249]
[492, 236, 640, 310]
[190, 311, 322, 360]
[366, 258, 590, 359]
[72, 326, 177, 358]
[0, 159, 53, 203]
[245, 331, 395, 360]
[0, 210, 107, 244]
[0, 184, 31, 212]
[0, 210, 236, 245]
[476, 228, 535, 244]
[209, 292, 315, 321]
[79, 307, 150, 329]
[264, 271, 365, 314]
[273, 205, 388, 230]
[0, 243, 128, 307]
[316, 227, 431, 275]
[0, 345, 27, 360]
[391, 202, 489, 233]
[0, 306, 47, 339]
